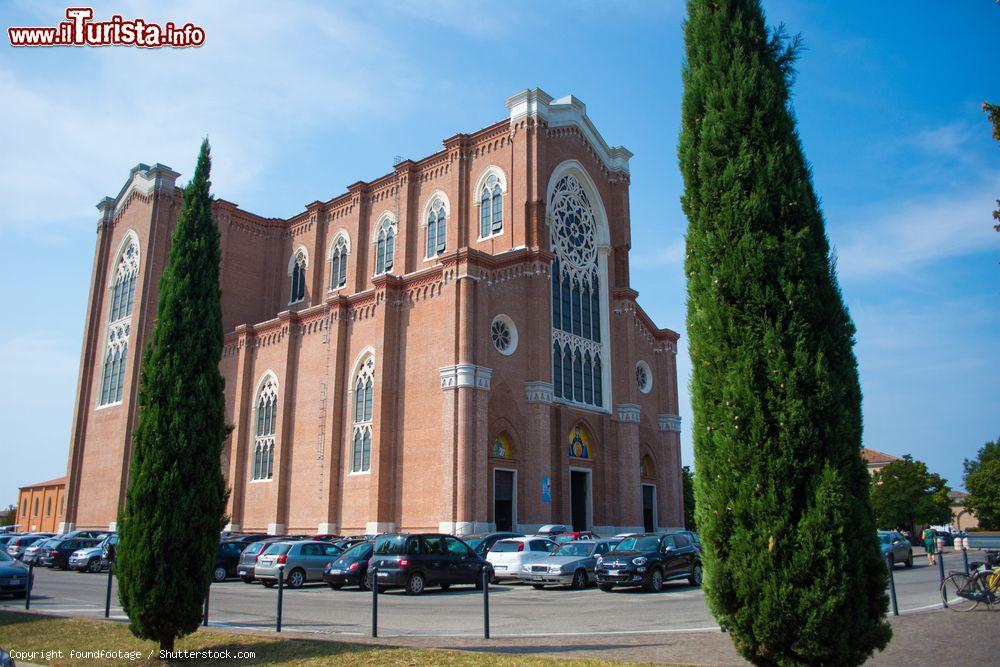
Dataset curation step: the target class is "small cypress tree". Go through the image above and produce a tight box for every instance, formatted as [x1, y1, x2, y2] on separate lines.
[117, 139, 228, 653]
[678, 1, 891, 664]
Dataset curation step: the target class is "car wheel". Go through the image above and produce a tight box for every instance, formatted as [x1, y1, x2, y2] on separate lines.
[689, 563, 703, 587]
[328, 583, 343, 590]
[262, 580, 276, 588]
[212, 566, 228, 583]
[532, 584, 546, 590]
[405, 572, 426, 595]
[287, 569, 306, 589]
[644, 568, 664, 593]
[359, 575, 370, 591]
[88, 558, 103, 574]
[599, 584, 614, 592]
[905, 552, 913, 569]
[571, 569, 588, 590]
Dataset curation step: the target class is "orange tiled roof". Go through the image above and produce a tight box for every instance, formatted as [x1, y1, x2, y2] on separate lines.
[18, 476, 67, 490]
[861, 448, 900, 465]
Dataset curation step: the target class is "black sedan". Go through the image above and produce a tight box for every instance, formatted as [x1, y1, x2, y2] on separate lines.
[595, 532, 701, 593]
[40, 538, 100, 569]
[0, 550, 30, 598]
[324, 541, 373, 589]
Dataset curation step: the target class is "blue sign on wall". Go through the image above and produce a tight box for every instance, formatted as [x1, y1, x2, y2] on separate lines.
[541, 475, 551, 503]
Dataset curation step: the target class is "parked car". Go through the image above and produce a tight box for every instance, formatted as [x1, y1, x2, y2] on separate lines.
[255, 540, 344, 589]
[100, 534, 120, 568]
[553, 531, 600, 544]
[324, 541, 374, 589]
[367, 533, 491, 595]
[878, 531, 914, 568]
[69, 542, 106, 573]
[5, 533, 54, 560]
[41, 538, 100, 569]
[595, 532, 701, 592]
[462, 532, 525, 557]
[236, 536, 309, 582]
[213, 535, 270, 582]
[659, 529, 703, 550]
[22, 538, 61, 566]
[0, 550, 30, 599]
[521, 539, 619, 589]
[534, 525, 570, 538]
[0, 534, 24, 550]
[486, 536, 560, 582]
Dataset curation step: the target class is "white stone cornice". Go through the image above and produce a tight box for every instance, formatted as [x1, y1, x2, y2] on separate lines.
[440, 363, 492, 391]
[525, 381, 554, 404]
[658, 413, 682, 433]
[616, 403, 641, 423]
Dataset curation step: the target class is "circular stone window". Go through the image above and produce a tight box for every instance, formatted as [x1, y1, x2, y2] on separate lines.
[636, 361, 652, 394]
[490, 315, 518, 356]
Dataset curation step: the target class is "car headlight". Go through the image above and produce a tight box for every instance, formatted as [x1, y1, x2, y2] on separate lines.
[632, 556, 647, 566]
[596, 556, 603, 566]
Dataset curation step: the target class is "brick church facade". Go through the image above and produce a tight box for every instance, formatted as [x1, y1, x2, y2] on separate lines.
[62, 88, 684, 537]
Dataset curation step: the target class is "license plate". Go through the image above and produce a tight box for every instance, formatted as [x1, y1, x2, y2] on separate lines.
[608, 570, 619, 576]
[238, 570, 247, 576]
[377, 571, 388, 577]
[494, 565, 507, 571]
[329, 569, 342, 575]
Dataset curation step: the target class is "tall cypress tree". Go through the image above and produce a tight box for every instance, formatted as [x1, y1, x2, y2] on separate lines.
[117, 139, 228, 653]
[678, 2, 891, 664]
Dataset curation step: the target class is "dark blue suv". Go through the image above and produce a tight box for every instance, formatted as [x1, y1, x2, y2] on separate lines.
[595, 532, 702, 592]
[367, 534, 491, 595]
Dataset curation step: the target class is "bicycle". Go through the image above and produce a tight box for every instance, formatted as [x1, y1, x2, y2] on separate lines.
[940, 549, 999, 611]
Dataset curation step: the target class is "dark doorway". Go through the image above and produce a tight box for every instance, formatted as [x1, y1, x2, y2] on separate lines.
[494, 470, 514, 532]
[642, 484, 656, 532]
[570, 470, 589, 531]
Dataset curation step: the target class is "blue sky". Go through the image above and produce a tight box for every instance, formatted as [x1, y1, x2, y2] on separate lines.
[1, 1, 997, 507]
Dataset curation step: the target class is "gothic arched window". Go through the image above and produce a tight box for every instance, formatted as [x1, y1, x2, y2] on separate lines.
[290, 251, 307, 303]
[549, 173, 605, 409]
[99, 237, 139, 406]
[375, 218, 396, 275]
[426, 198, 447, 258]
[329, 235, 349, 290]
[252, 376, 277, 481]
[351, 356, 374, 473]
[479, 173, 503, 239]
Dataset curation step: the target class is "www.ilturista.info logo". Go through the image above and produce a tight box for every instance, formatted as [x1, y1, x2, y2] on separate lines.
[8, 7, 205, 48]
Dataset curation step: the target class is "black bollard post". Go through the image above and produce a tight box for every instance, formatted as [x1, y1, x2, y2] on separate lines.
[371, 564, 378, 638]
[105, 563, 113, 618]
[937, 552, 947, 608]
[482, 567, 490, 639]
[886, 554, 899, 616]
[203, 585, 210, 627]
[276, 566, 284, 633]
[25, 563, 34, 610]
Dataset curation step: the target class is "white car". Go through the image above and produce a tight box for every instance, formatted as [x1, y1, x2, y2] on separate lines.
[486, 537, 559, 582]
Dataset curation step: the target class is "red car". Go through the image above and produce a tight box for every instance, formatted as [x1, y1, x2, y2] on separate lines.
[554, 531, 600, 544]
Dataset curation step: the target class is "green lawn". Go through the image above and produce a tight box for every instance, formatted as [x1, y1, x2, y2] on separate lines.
[0, 610, 651, 666]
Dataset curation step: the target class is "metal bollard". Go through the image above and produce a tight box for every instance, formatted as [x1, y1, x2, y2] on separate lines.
[482, 567, 490, 639]
[961, 543, 970, 575]
[371, 564, 378, 638]
[203, 585, 210, 627]
[275, 565, 285, 632]
[885, 553, 898, 616]
[105, 563, 113, 618]
[937, 552, 947, 608]
[25, 563, 34, 610]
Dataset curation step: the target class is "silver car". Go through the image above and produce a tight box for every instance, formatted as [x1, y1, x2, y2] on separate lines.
[5, 533, 54, 560]
[521, 539, 620, 589]
[254, 540, 343, 589]
[22, 537, 60, 566]
[486, 536, 559, 581]
[68, 543, 106, 572]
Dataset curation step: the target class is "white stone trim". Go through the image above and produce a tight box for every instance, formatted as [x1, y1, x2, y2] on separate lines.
[658, 413, 682, 433]
[439, 364, 492, 390]
[108, 521, 118, 532]
[58, 522, 74, 534]
[636, 360, 653, 394]
[223, 523, 241, 533]
[616, 403, 641, 423]
[421, 189, 450, 228]
[328, 229, 351, 256]
[287, 245, 308, 274]
[267, 523, 286, 535]
[366, 522, 395, 535]
[98, 163, 180, 222]
[505, 89, 632, 173]
[490, 314, 518, 356]
[317, 522, 338, 534]
[524, 381, 554, 404]
[438, 521, 491, 536]
[473, 165, 509, 200]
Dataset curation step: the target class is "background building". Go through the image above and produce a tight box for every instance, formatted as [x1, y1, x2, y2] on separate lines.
[62, 89, 683, 536]
[861, 447, 900, 476]
[15, 476, 66, 533]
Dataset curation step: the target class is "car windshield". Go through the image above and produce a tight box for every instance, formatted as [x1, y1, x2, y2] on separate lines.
[343, 543, 372, 559]
[0, 552, 11, 562]
[554, 543, 594, 557]
[374, 536, 408, 555]
[614, 536, 660, 552]
[555, 535, 577, 543]
[877, 534, 892, 545]
[490, 540, 523, 553]
[465, 538, 484, 550]
[262, 543, 292, 556]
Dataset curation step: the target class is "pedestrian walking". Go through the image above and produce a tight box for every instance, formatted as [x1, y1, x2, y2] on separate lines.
[922, 527, 937, 566]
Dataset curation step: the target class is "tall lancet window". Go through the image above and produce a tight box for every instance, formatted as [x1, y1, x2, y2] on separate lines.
[351, 356, 374, 473]
[99, 237, 139, 406]
[375, 218, 395, 275]
[290, 251, 307, 303]
[329, 235, 348, 290]
[252, 376, 277, 481]
[549, 173, 605, 409]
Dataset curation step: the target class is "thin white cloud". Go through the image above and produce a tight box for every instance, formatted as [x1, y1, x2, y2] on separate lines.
[630, 239, 685, 269]
[832, 177, 1000, 281]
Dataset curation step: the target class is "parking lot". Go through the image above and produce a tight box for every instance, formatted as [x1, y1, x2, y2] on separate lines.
[0, 550, 974, 638]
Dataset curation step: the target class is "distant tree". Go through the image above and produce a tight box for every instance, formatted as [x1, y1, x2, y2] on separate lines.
[679, 0, 890, 663]
[0, 505, 15, 527]
[682, 466, 696, 531]
[869, 455, 951, 533]
[116, 139, 228, 653]
[985, 102, 999, 232]
[963, 437, 1000, 530]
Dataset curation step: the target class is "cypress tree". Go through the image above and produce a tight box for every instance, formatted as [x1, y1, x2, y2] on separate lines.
[678, 2, 891, 664]
[117, 139, 228, 653]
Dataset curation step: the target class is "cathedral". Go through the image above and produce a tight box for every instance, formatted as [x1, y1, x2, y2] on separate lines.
[62, 88, 684, 536]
